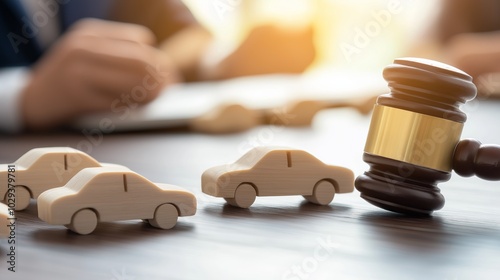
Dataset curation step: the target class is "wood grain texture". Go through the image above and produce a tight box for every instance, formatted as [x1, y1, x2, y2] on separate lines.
[201, 146, 354, 208]
[0, 101, 499, 279]
[189, 104, 263, 134]
[0, 203, 13, 238]
[0, 147, 122, 210]
[37, 167, 196, 234]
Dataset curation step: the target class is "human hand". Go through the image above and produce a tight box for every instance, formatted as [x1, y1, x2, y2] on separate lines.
[445, 31, 500, 81]
[21, 19, 179, 130]
[209, 24, 316, 80]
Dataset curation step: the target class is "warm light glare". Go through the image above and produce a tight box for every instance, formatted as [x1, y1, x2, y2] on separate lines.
[184, 0, 437, 72]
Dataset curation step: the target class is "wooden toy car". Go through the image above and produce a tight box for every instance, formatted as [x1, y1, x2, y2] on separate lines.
[0, 203, 14, 238]
[37, 167, 197, 235]
[201, 147, 354, 208]
[0, 147, 123, 211]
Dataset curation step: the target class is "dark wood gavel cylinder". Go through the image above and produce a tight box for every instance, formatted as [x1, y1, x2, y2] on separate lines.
[355, 57, 500, 215]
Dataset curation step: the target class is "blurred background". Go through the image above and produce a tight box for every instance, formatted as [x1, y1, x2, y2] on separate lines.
[185, 0, 437, 73]
[3, 0, 499, 132]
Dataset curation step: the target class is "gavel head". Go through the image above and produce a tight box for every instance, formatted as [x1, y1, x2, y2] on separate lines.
[355, 57, 477, 215]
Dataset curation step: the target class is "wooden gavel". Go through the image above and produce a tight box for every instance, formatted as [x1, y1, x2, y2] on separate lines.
[355, 57, 500, 215]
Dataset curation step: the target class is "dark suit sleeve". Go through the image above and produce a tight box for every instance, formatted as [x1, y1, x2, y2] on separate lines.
[108, 0, 199, 44]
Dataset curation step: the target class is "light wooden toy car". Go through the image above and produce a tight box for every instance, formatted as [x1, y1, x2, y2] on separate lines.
[0, 203, 14, 238]
[201, 147, 354, 208]
[0, 147, 123, 211]
[37, 167, 197, 235]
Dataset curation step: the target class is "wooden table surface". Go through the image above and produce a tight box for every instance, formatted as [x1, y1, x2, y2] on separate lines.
[1, 100, 499, 280]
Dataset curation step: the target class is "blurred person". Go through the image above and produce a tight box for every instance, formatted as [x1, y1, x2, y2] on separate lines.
[413, 0, 500, 82]
[0, 0, 315, 132]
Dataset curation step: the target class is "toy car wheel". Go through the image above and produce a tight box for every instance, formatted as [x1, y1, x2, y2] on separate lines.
[6, 186, 31, 211]
[149, 203, 178, 229]
[304, 180, 336, 205]
[225, 183, 256, 208]
[67, 209, 98, 235]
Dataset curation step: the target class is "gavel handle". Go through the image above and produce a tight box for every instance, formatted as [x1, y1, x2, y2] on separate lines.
[453, 139, 500, 180]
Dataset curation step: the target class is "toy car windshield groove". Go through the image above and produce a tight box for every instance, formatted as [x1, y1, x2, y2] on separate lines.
[37, 167, 197, 235]
[202, 146, 354, 208]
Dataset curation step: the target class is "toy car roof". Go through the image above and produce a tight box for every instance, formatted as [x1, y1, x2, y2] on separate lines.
[64, 166, 146, 192]
[232, 146, 304, 169]
[15, 147, 98, 169]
